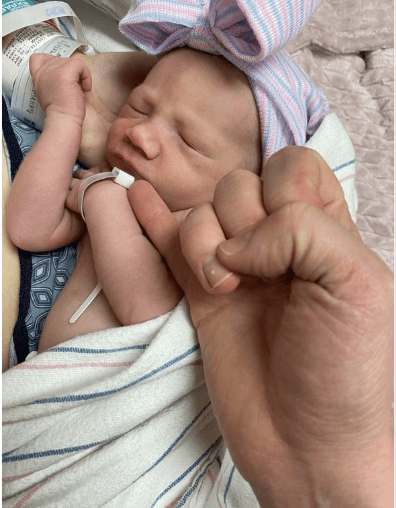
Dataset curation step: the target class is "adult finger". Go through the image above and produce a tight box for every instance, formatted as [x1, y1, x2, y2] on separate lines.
[212, 169, 266, 239]
[183, 170, 264, 292]
[262, 146, 360, 238]
[128, 181, 179, 255]
[128, 180, 191, 292]
[217, 200, 388, 300]
[129, 181, 240, 294]
[180, 203, 241, 293]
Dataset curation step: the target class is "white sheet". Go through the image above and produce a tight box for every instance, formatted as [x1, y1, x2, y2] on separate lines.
[65, 0, 135, 52]
[3, 299, 259, 507]
[3, 109, 358, 506]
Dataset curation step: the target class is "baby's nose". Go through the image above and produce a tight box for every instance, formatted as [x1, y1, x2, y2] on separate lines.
[124, 120, 160, 160]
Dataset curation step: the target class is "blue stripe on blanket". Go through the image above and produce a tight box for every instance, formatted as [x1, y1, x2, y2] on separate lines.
[49, 345, 148, 354]
[3, 437, 115, 463]
[4, 401, 212, 469]
[152, 436, 223, 508]
[332, 159, 355, 172]
[224, 465, 236, 506]
[142, 402, 212, 477]
[31, 344, 200, 404]
[176, 454, 221, 507]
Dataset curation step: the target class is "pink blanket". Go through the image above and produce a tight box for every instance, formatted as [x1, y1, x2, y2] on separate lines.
[286, 0, 394, 270]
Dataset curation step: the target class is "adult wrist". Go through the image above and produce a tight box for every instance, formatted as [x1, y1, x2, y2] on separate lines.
[250, 435, 393, 508]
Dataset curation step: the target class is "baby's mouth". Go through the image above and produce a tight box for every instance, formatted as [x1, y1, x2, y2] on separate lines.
[120, 166, 141, 180]
[106, 154, 142, 180]
[126, 167, 143, 181]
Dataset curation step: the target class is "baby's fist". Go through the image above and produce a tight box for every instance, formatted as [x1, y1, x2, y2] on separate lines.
[29, 54, 92, 123]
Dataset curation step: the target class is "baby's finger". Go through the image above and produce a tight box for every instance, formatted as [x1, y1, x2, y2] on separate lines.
[212, 169, 266, 239]
[69, 177, 80, 190]
[29, 53, 55, 80]
[73, 169, 95, 180]
[65, 179, 82, 214]
[180, 203, 240, 293]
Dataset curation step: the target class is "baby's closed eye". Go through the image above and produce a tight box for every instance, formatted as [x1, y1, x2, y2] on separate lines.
[179, 130, 211, 158]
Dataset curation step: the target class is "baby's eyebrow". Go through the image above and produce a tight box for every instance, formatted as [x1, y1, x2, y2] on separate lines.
[175, 108, 210, 132]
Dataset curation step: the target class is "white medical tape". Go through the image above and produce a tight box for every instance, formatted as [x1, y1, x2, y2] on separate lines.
[77, 167, 135, 222]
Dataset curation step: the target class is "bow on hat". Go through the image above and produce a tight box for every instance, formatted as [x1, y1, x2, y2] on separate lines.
[119, 0, 328, 165]
[120, 0, 320, 65]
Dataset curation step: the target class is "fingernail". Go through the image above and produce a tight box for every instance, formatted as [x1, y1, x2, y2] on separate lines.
[218, 229, 253, 256]
[202, 255, 234, 289]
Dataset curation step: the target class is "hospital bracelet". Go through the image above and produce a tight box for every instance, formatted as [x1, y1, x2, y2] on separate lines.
[77, 167, 135, 222]
[70, 167, 135, 324]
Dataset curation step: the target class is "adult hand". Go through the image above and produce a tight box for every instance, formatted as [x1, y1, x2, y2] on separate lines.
[70, 51, 156, 167]
[129, 146, 393, 507]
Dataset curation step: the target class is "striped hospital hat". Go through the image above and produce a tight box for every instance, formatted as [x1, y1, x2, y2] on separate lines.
[119, 0, 329, 164]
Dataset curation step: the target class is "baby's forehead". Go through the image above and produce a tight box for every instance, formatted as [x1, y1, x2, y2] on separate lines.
[121, 47, 259, 141]
[154, 48, 251, 90]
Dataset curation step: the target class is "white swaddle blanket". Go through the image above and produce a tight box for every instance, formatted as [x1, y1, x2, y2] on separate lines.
[3, 112, 357, 507]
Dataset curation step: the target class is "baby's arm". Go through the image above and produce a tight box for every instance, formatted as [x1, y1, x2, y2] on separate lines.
[68, 173, 182, 324]
[6, 54, 90, 252]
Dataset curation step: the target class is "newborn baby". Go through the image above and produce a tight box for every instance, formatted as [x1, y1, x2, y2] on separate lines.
[6, 48, 262, 352]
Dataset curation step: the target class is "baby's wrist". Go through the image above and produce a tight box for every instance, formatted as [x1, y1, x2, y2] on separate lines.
[44, 106, 85, 128]
[84, 179, 125, 211]
[78, 168, 135, 221]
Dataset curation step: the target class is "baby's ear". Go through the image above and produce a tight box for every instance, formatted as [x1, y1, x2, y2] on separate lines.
[29, 53, 56, 80]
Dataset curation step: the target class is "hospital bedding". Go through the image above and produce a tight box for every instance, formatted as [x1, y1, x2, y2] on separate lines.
[2, 111, 360, 505]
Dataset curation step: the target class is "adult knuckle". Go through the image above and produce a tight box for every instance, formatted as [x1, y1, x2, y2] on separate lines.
[277, 200, 312, 231]
[267, 145, 322, 174]
[183, 202, 212, 225]
[217, 168, 248, 189]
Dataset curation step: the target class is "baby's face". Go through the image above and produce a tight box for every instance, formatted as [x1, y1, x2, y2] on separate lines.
[105, 48, 261, 211]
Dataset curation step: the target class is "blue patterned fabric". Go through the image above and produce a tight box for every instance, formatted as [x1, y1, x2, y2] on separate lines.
[26, 246, 77, 351]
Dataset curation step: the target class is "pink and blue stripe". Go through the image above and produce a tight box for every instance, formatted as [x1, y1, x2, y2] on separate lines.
[119, 0, 327, 162]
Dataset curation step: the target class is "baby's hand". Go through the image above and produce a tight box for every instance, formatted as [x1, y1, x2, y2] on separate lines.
[66, 168, 100, 217]
[67, 168, 182, 323]
[30, 54, 92, 124]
